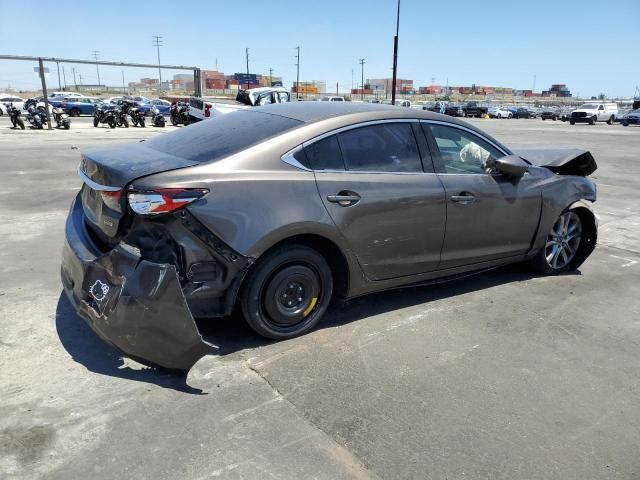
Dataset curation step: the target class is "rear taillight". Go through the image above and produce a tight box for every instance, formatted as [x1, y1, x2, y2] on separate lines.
[101, 189, 123, 211]
[204, 103, 212, 118]
[128, 188, 208, 215]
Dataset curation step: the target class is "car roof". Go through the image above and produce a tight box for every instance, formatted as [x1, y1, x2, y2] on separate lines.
[253, 101, 454, 124]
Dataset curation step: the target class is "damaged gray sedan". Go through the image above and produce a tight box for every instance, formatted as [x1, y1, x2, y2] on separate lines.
[61, 103, 598, 370]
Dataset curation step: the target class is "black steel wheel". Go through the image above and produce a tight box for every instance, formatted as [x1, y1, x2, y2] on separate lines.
[589, 116, 596, 125]
[240, 245, 333, 339]
[607, 115, 614, 125]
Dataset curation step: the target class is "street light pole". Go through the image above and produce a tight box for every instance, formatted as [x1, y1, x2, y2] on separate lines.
[391, 0, 400, 105]
[245, 47, 250, 90]
[91, 50, 101, 86]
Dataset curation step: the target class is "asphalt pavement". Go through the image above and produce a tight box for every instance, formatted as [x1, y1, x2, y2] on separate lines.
[1, 116, 639, 479]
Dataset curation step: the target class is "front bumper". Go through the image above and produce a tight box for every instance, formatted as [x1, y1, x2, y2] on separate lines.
[623, 117, 640, 125]
[570, 115, 594, 123]
[60, 196, 216, 371]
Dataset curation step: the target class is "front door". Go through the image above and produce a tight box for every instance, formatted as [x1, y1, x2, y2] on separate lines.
[424, 122, 541, 268]
[308, 122, 447, 280]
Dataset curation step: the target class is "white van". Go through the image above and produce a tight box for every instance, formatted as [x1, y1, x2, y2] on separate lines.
[570, 102, 618, 125]
[49, 91, 84, 99]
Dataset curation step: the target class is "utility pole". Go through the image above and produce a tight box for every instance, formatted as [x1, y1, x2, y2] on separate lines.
[295, 46, 300, 99]
[79, 72, 83, 87]
[72, 68, 77, 89]
[215, 58, 218, 71]
[152, 35, 163, 90]
[336, 82, 339, 96]
[245, 48, 250, 89]
[391, 0, 401, 105]
[62, 64, 67, 89]
[351, 68, 354, 91]
[91, 50, 101, 86]
[121, 71, 126, 93]
[269, 67, 273, 87]
[359, 58, 365, 101]
[532, 73, 536, 92]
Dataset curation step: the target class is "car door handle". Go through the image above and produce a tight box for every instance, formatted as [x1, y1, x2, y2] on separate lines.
[327, 192, 361, 206]
[450, 193, 476, 205]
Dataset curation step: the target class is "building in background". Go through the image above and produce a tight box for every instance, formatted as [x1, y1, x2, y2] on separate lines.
[292, 80, 326, 95]
[367, 78, 414, 95]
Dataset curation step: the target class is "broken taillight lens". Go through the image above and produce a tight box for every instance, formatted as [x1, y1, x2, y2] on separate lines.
[100, 190, 123, 211]
[128, 188, 208, 215]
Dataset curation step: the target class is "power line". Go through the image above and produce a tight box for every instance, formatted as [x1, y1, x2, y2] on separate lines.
[91, 50, 101, 86]
[152, 35, 163, 90]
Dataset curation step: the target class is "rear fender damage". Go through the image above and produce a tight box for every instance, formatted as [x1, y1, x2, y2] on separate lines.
[61, 197, 253, 371]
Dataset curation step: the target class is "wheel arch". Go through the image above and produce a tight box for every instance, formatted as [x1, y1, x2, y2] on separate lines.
[243, 233, 352, 301]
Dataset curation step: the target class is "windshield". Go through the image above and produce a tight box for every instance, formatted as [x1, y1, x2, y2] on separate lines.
[145, 110, 303, 163]
[579, 104, 597, 109]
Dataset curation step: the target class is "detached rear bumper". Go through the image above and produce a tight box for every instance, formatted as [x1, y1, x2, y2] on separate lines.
[60, 196, 216, 371]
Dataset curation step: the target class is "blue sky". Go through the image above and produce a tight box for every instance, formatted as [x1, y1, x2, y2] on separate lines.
[0, 0, 638, 97]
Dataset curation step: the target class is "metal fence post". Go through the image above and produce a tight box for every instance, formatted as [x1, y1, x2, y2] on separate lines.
[38, 57, 52, 130]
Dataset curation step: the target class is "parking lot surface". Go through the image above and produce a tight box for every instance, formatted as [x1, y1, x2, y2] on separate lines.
[1, 117, 639, 479]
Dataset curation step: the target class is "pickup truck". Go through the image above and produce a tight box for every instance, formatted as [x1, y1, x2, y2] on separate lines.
[189, 86, 291, 121]
[463, 102, 489, 118]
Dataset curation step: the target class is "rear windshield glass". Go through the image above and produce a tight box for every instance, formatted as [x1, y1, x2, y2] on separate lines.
[145, 110, 302, 163]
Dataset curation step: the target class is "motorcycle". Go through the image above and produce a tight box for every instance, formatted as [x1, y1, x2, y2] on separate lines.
[149, 106, 165, 127]
[52, 107, 71, 129]
[93, 103, 119, 128]
[25, 101, 48, 129]
[121, 100, 146, 127]
[115, 105, 130, 128]
[170, 102, 190, 126]
[5, 103, 25, 130]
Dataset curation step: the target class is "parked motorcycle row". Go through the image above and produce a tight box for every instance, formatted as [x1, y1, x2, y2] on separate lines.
[4, 96, 172, 131]
[4, 98, 71, 130]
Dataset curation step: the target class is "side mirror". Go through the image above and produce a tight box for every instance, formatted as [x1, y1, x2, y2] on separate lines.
[494, 155, 529, 177]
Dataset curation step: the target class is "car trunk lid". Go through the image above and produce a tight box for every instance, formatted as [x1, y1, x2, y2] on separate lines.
[79, 143, 199, 242]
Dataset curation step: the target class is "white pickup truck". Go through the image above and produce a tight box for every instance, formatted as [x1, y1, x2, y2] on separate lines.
[189, 87, 291, 121]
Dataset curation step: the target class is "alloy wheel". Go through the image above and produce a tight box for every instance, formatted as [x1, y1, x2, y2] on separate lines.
[545, 211, 582, 270]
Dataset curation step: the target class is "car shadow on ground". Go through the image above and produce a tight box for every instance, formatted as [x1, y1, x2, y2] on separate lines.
[197, 263, 579, 353]
[56, 264, 580, 392]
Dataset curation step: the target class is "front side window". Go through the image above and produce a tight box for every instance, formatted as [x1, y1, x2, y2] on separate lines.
[428, 124, 505, 174]
[277, 92, 290, 103]
[338, 123, 421, 172]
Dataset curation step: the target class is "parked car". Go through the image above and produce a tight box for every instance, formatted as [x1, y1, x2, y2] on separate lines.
[61, 102, 598, 371]
[444, 104, 466, 117]
[189, 87, 291, 122]
[560, 108, 574, 122]
[463, 102, 489, 118]
[570, 102, 618, 125]
[319, 96, 345, 102]
[621, 109, 640, 126]
[393, 99, 411, 108]
[0, 94, 25, 114]
[513, 108, 537, 119]
[62, 97, 103, 116]
[488, 106, 513, 119]
[541, 107, 561, 120]
[137, 98, 171, 115]
[49, 91, 84, 99]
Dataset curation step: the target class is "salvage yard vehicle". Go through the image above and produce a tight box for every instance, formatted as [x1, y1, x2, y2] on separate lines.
[621, 109, 640, 126]
[189, 86, 290, 122]
[488, 106, 513, 118]
[61, 103, 598, 371]
[62, 97, 102, 116]
[463, 101, 489, 118]
[570, 102, 618, 125]
[541, 107, 561, 120]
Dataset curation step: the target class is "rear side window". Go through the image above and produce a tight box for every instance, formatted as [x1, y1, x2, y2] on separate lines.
[338, 123, 421, 172]
[146, 110, 302, 163]
[304, 135, 345, 170]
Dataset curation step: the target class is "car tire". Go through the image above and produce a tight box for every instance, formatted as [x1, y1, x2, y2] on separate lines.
[623, 121, 629, 127]
[570, 120, 575, 125]
[70, 108, 81, 117]
[553, 116, 557, 121]
[240, 245, 333, 340]
[531, 209, 588, 275]
[589, 116, 596, 125]
[542, 117, 546, 120]
[497, 114, 502, 119]
[607, 115, 614, 125]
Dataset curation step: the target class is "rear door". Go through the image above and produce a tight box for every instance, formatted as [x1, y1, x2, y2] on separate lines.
[308, 121, 447, 280]
[424, 122, 541, 268]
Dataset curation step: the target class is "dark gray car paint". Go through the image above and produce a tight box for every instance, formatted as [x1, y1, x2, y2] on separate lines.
[62, 103, 598, 370]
